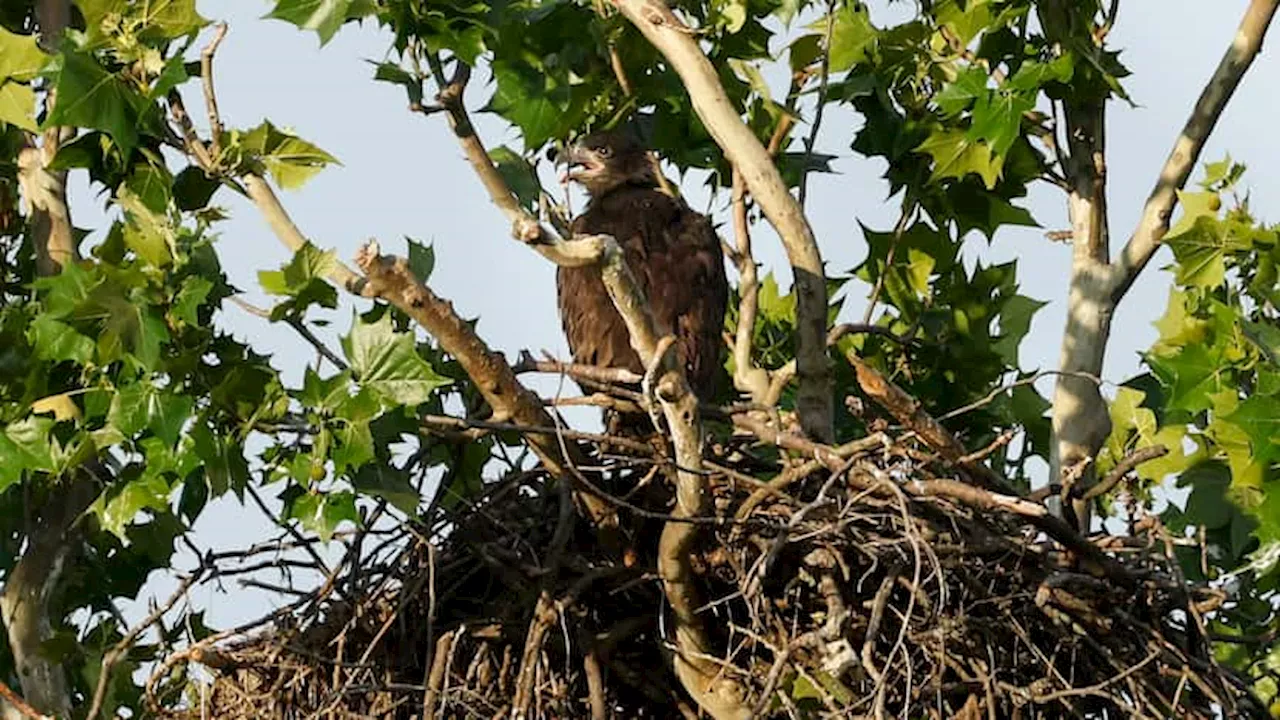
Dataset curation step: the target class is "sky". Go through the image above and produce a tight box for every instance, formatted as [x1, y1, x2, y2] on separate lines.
[76, 1, 1280, 631]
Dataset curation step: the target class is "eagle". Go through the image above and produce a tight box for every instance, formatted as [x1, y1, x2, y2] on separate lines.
[555, 130, 728, 435]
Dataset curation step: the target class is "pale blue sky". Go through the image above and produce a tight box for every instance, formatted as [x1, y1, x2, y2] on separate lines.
[80, 2, 1280, 629]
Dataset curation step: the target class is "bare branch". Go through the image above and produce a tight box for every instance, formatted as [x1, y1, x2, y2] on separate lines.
[729, 167, 770, 404]
[1081, 445, 1170, 502]
[613, 0, 833, 442]
[1109, 0, 1279, 300]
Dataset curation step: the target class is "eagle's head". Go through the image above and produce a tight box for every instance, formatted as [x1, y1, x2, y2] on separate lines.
[557, 130, 656, 196]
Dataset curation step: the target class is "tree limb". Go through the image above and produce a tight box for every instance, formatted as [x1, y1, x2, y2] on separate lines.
[586, 233, 751, 720]
[1109, 0, 1279, 300]
[2, 5, 83, 717]
[612, 0, 833, 442]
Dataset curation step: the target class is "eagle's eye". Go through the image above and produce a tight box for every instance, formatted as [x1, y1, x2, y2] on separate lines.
[595, 145, 612, 158]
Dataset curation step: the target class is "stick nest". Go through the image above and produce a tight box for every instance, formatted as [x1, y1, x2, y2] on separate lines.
[155, 429, 1262, 719]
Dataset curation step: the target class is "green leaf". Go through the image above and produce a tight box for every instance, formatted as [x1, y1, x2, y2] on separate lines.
[333, 421, 374, 473]
[788, 35, 822, 72]
[95, 471, 173, 540]
[0, 81, 38, 132]
[351, 465, 419, 514]
[992, 294, 1047, 365]
[343, 312, 450, 407]
[172, 276, 214, 327]
[371, 61, 422, 107]
[260, 241, 338, 295]
[968, 88, 1035, 156]
[125, 160, 174, 214]
[3, 417, 58, 475]
[1165, 217, 1250, 290]
[489, 146, 541, 212]
[287, 490, 358, 541]
[0, 27, 48, 82]
[172, 166, 220, 210]
[267, 0, 354, 45]
[943, 182, 1038, 240]
[117, 187, 175, 267]
[239, 121, 339, 190]
[935, 67, 987, 116]
[29, 315, 96, 365]
[935, 0, 992, 45]
[814, 3, 878, 73]
[136, 0, 209, 39]
[487, 66, 563, 149]
[1148, 343, 1228, 414]
[46, 51, 142, 157]
[406, 238, 435, 283]
[915, 129, 1003, 189]
[1151, 289, 1209, 355]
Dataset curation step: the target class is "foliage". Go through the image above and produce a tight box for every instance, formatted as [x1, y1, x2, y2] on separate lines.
[0, 0, 1275, 715]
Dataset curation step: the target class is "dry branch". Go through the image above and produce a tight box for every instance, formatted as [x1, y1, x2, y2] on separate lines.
[612, 0, 833, 442]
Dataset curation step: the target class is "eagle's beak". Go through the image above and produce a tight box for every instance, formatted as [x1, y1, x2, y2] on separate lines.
[557, 143, 598, 185]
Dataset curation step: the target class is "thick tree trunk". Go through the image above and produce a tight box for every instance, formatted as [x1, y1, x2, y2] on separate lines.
[2, 2, 82, 717]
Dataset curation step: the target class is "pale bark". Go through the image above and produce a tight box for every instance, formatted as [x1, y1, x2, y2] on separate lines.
[1039, 0, 1279, 530]
[2, 3, 82, 717]
[612, 0, 834, 441]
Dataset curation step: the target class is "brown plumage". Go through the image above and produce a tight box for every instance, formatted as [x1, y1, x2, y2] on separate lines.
[555, 130, 728, 434]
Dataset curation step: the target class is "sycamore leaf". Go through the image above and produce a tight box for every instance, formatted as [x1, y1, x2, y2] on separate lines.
[1151, 289, 1209, 356]
[343, 312, 450, 406]
[935, 0, 992, 45]
[239, 121, 339, 190]
[267, 0, 354, 45]
[171, 276, 214, 327]
[968, 88, 1035, 156]
[95, 472, 172, 540]
[1147, 343, 1228, 414]
[136, 0, 209, 39]
[117, 187, 175, 267]
[29, 315, 96, 365]
[0, 27, 48, 82]
[286, 490, 358, 541]
[1165, 213, 1250, 289]
[487, 65, 564, 149]
[915, 129, 1003, 189]
[0, 81, 37, 131]
[260, 242, 338, 295]
[352, 465, 419, 514]
[935, 67, 987, 116]
[814, 3, 878, 73]
[489, 146, 541, 212]
[992, 294, 1047, 365]
[46, 51, 141, 157]
[406, 237, 435, 283]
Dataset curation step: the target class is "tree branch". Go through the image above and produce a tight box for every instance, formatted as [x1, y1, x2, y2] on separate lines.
[1109, 0, 1279, 301]
[585, 234, 751, 720]
[612, 0, 833, 442]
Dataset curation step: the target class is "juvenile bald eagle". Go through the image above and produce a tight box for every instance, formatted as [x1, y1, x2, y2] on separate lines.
[556, 130, 728, 434]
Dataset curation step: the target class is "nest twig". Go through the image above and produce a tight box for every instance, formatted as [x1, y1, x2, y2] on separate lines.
[145, 377, 1261, 719]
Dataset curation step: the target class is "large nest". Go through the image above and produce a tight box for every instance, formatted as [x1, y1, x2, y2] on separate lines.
[150, 419, 1263, 720]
